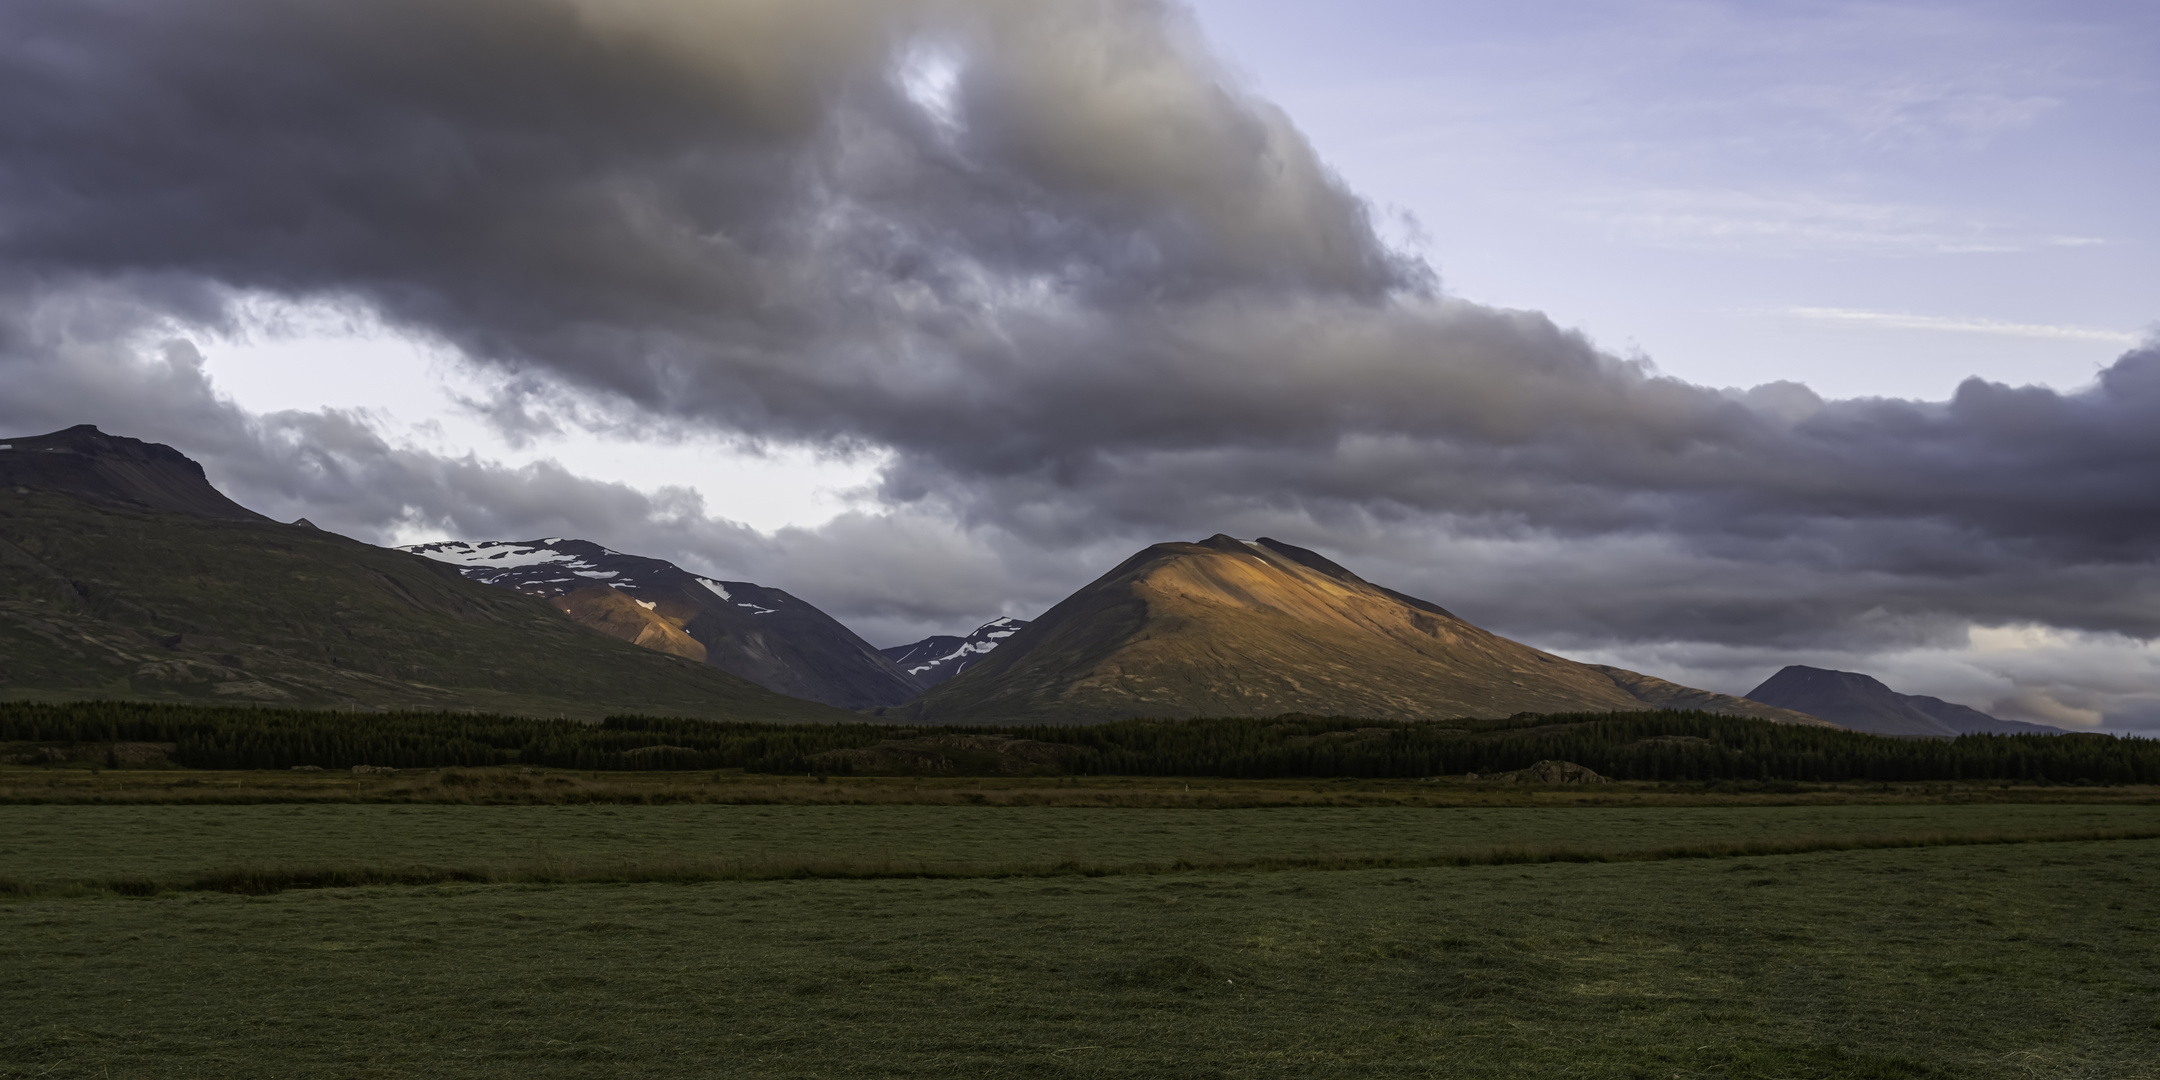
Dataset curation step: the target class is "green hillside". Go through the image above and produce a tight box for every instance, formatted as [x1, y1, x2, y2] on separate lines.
[0, 489, 851, 722]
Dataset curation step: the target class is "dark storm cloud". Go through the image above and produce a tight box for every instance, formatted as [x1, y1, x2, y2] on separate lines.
[0, 0, 1400, 347]
[2, 0, 2156, 719]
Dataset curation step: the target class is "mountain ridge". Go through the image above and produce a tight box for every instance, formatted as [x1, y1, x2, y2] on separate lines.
[1, 425, 271, 523]
[403, 538, 922, 709]
[0, 428, 854, 722]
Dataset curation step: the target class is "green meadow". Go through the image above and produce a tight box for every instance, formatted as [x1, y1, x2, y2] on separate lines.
[5, 798, 2159, 1077]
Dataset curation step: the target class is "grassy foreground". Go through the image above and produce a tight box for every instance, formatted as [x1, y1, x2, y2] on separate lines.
[4, 835, 2156, 1078]
[7, 796, 2158, 1077]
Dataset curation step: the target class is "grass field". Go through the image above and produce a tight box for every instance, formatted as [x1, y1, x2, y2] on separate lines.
[4, 799, 2160, 890]
[6, 790, 2158, 1077]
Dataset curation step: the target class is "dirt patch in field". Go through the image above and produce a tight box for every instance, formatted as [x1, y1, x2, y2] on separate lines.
[1464, 760, 1610, 785]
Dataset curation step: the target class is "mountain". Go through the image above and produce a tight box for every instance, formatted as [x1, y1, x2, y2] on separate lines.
[901, 534, 1832, 726]
[402, 539, 922, 710]
[1745, 666, 2061, 737]
[881, 617, 1030, 689]
[1, 425, 271, 523]
[0, 427, 853, 722]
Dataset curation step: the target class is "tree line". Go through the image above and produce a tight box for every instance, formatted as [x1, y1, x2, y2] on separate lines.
[2, 701, 2153, 783]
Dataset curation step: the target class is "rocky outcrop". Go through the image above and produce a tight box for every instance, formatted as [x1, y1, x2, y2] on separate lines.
[1465, 760, 1609, 785]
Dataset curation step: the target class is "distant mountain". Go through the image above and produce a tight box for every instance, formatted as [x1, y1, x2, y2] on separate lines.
[1586, 666, 1827, 727]
[403, 539, 922, 710]
[901, 534, 1832, 726]
[1745, 666, 2061, 737]
[0, 429, 853, 722]
[881, 617, 1030, 689]
[1, 425, 270, 523]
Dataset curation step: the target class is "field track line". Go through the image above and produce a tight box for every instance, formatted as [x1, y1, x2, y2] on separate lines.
[6, 826, 2156, 899]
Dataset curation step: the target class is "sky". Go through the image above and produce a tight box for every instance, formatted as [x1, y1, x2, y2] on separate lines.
[0, 0, 2154, 732]
[1184, 0, 2156, 397]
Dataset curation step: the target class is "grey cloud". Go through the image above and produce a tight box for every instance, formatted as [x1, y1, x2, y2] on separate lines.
[2, 0, 2157, 718]
[0, 285, 259, 460]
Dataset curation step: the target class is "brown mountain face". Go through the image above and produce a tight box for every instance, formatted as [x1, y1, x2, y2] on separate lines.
[903, 535, 1833, 726]
[548, 586, 708, 664]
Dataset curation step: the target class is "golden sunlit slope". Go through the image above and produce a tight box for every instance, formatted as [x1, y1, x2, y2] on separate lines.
[904, 535, 1833, 726]
[548, 586, 709, 664]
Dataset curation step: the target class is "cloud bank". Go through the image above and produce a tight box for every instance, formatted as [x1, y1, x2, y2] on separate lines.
[1, 0, 2154, 728]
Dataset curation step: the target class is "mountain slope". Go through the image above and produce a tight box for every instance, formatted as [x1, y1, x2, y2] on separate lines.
[1902, 695, 2059, 735]
[0, 432, 853, 722]
[1745, 666, 2059, 737]
[403, 539, 922, 709]
[882, 617, 1030, 689]
[905, 534, 1831, 726]
[1588, 666, 1832, 728]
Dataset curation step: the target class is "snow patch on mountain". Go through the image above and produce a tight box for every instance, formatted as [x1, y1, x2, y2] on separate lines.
[406, 539, 636, 589]
[407, 539, 576, 569]
[880, 616, 1032, 688]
